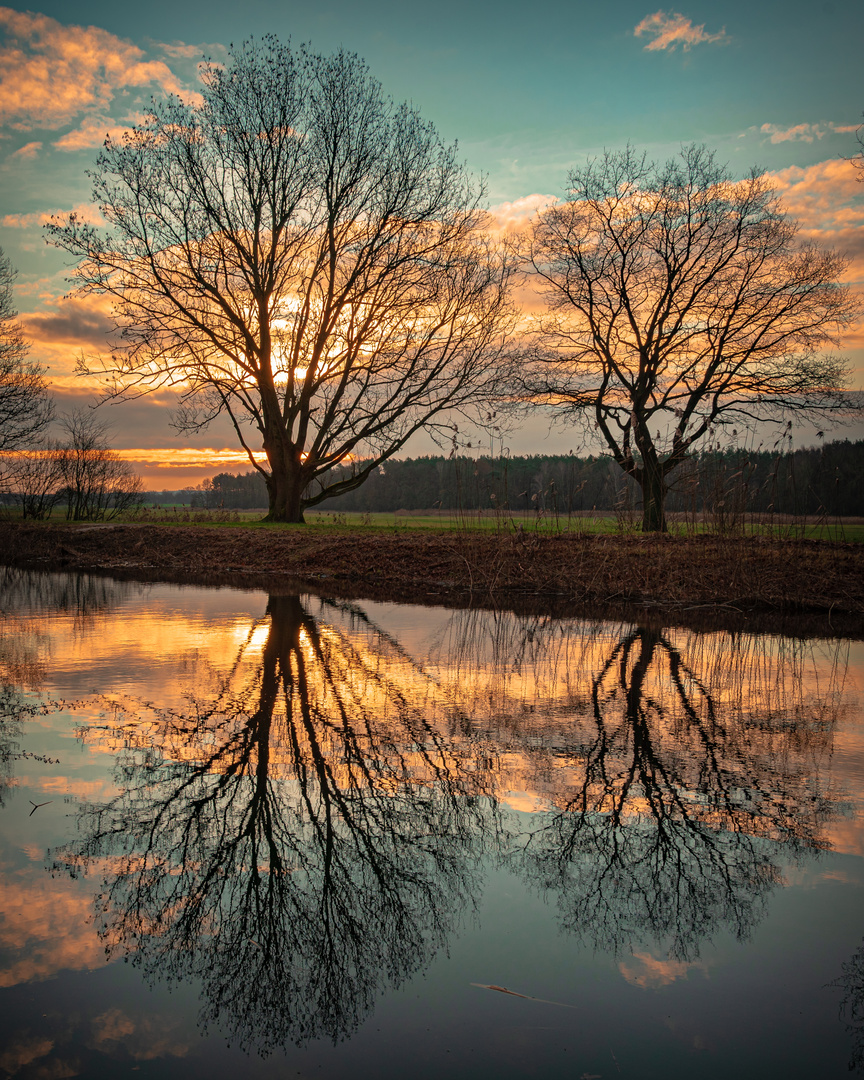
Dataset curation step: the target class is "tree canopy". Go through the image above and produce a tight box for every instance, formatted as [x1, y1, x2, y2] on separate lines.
[519, 145, 859, 532]
[48, 38, 515, 522]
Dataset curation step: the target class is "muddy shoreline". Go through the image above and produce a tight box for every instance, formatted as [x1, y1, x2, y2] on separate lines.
[2, 521, 863, 636]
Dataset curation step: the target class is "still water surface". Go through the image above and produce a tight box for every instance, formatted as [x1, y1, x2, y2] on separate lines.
[1, 568, 863, 1078]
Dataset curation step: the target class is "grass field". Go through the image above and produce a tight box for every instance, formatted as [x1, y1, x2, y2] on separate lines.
[8, 504, 863, 542]
[120, 505, 864, 542]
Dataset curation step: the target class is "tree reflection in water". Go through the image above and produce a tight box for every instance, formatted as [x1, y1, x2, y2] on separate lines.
[0, 689, 62, 808]
[427, 607, 848, 961]
[0, 565, 138, 626]
[0, 687, 29, 807]
[54, 594, 498, 1052]
[52, 592, 854, 1053]
[1, 566, 135, 693]
[504, 623, 847, 961]
[1, 568, 127, 806]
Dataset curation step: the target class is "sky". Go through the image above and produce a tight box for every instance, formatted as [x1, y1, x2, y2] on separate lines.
[0, 0, 862, 488]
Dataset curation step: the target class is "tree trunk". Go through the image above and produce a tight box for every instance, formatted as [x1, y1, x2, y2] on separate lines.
[261, 419, 307, 523]
[639, 464, 668, 533]
[264, 466, 306, 523]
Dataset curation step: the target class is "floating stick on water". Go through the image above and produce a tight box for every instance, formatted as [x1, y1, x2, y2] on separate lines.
[470, 983, 577, 1009]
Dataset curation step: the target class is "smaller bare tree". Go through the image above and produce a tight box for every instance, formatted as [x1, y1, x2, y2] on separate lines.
[520, 146, 860, 532]
[0, 248, 53, 452]
[1, 446, 64, 520]
[55, 411, 143, 521]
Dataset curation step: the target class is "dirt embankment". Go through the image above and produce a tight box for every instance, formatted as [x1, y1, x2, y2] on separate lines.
[1, 521, 862, 634]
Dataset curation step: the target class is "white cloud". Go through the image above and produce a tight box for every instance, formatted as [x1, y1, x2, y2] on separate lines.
[160, 41, 227, 62]
[487, 193, 555, 233]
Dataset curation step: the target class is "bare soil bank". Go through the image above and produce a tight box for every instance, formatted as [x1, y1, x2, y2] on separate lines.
[1, 521, 862, 635]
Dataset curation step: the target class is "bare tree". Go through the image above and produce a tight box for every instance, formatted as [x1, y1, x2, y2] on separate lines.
[520, 145, 859, 532]
[55, 410, 143, 521]
[48, 39, 515, 523]
[2, 410, 143, 520]
[0, 248, 53, 453]
[2, 445, 64, 519]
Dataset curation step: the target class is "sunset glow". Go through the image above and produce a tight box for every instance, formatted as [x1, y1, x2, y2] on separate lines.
[113, 447, 268, 470]
[0, 1, 860, 485]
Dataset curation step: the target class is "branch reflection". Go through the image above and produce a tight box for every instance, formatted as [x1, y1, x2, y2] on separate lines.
[0, 566, 137, 622]
[52, 593, 855, 1050]
[427, 607, 848, 962]
[505, 623, 847, 961]
[55, 594, 498, 1052]
[1, 567, 138, 691]
[0, 687, 25, 807]
[835, 939, 864, 1074]
[1, 569, 120, 802]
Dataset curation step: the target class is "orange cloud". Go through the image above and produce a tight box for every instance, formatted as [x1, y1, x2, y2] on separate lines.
[27, 776, 119, 799]
[0, 7, 186, 131]
[0, 433, 270, 487]
[827, 820, 864, 857]
[0, 871, 103, 986]
[89, 1008, 190, 1060]
[52, 114, 137, 152]
[618, 951, 708, 988]
[2, 203, 106, 229]
[770, 158, 863, 225]
[20, 291, 115, 356]
[0, 1037, 55, 1076]
[634, 10, 729, 51]
[8, 139, 41, 159]
[769, 158, 864, 297]
[759, 121, 858, 144]
[487, 193, 554, 234]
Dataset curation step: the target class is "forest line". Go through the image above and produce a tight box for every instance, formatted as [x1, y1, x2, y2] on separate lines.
[145, 438, 864, 518]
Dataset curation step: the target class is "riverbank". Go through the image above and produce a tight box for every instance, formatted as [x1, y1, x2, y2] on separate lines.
[2, 521, 862, 633]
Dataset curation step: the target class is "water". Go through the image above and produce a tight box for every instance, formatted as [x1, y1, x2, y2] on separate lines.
[1, 567, 863, 1078]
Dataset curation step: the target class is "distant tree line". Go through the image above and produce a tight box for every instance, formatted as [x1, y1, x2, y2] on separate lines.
[152, 439, 864, 518]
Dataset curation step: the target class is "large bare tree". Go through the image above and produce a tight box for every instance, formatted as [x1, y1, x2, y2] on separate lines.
[48, 39, 515, 522]
[0, 248, 52, 453]
[520, 145, 859, 532]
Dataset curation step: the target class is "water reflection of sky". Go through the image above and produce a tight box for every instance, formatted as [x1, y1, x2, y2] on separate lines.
[1, 568, 863, 1078]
